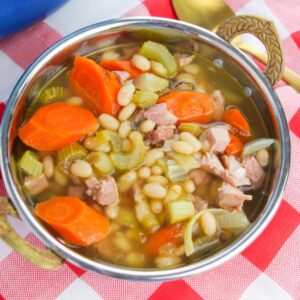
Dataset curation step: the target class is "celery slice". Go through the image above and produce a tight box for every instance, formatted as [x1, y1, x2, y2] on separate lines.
[139, 41, 177, 77]
[132, 90, 159, 108]
[56, 142, 87, 172]
[242, 138, 275, 158]
[96, 130, 122, 153]
[38, 87, 65, 105]
[135, 200, 159, 232]
[87, 152, 114, 176]
[213, 210, 250, 232]
[167, 200, 195, 224]
[168, 152, 200, 171]
[166, 159, 188, 182]
[110, 131, 145, 170]
[178, 123, 205, 136]
[19, 151, 43, 177]
[133, 73, 169, 92]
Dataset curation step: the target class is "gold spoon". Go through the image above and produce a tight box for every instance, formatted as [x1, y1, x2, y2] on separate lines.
[172, 0, 300, 92]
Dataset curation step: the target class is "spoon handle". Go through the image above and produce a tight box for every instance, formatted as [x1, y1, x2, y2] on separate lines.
[235, 41, 300, 92]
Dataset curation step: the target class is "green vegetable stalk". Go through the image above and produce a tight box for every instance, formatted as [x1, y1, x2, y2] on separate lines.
[0, 197, 63, 269]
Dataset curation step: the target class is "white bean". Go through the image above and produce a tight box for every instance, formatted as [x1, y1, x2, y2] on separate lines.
[143, 183, 167, 199]
[164, 184, 182, 203]
[70, 160, 93, 178]
[118, 171, 137, 193]
[150, 61, 167, 77]
[125, 251, 146, 267]
[138, 166, 151, 179]
[140, 119, 156, 133]
[179, 132, 201, 152]
[147, 175, 168, 185]
[183, 179, 196, 193]
[65, 96, 83, 106]
[43, 155, 54, 178]
[200, 212, 217, 237]
[131, 54, 150, 71]
[102, 50, 120, 60]
[150, 199, 163, 214]
[256, 149, 269, 167]
[175, 73, 196, 85]
[117, 83, 135, 106]
[151, 165, 163, 175]
[118, 103, 136, 121]
[154, 255, 182, 268]
[54, 167, 68, 186]
[113, 232, 132, 252]
[144, 149, 164, 167]
[105, 205, 119, 220]
[172, 140, 194, 155]
[118, 120, 131, 138]
[98, 113, 120, 131]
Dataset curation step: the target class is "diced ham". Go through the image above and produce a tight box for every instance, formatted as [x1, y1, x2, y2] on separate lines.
[189, 169, 212, 185]
[68, 185, 85, 198]
[85, 176, 119, 206]
[206, 127, 230, 153]
[243, 156, 266, 189]
[174, 53, 195, 66]
[151, 125, 175, 145]
[144, 103, 178, 126]
[194, 196, 208, 212]
[222, 155, 251, 187]
[24, 174, 49, 196]
[199, 152, 225, 177]
[218, 182, 253, 211]
[211, 90, 225, 120]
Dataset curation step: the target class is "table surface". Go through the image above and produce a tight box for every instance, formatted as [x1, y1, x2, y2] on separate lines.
[0, 0, 299, 299]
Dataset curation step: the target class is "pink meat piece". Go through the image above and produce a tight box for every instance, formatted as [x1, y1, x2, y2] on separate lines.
[151, 125, 175, 145]
[199, 152, 225, 177]
[222, 155, 251, 187]
[144, 103, 178, 126]
[211, 90, 225, 120]
[206, 127, 230, 153]
[243, 156, 266, 189]
[189, 169, 212, 185]
[174, 53, 195, 66]
[194, 196, 208, 212]
[85, 176, 119, 206]
[218, 182, 253, 211]
[68, 185, 85, 199]
[134, 110, 145, 123]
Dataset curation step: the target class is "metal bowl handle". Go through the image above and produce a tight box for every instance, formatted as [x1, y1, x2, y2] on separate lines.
[216, 15, 284, 85]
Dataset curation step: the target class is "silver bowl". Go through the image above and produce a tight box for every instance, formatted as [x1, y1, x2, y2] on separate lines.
[0, 17, 290, 281]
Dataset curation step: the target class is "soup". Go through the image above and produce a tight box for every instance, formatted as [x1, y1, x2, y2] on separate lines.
[14, 40, 275, 269]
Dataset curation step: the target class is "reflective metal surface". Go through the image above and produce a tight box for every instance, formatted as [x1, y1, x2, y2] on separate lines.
[0, 17, 290, 281]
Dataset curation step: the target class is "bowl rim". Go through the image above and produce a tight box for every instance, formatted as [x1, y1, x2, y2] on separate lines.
[0, 17, 290, 281]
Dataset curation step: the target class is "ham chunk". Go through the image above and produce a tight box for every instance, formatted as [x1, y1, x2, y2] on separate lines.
[189, 169, 212, 185]
[222, 155, 251, 187]
[194, 196, 208, 212]
[68, 185, 85, 198]
[206, 127, 230, 153]
[144, 103, 178, 126]
[85, 176, 119, 206]
[199, 152, 225, 177]
[243, 156, 265, 189]
[151, 125, 175, 145]
[211, 90, 225, 120]
[218, 182, 253, 211]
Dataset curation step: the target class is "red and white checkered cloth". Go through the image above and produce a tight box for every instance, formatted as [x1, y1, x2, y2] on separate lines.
[0, 0, 299, 299]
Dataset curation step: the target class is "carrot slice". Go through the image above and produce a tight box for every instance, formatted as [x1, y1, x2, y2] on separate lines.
[34, 196, 110, 246]
[70, 56, 121, 115]
[100, 60, 143, 78]
[18, 102, 98, 152]
[158, 91, 214, 124]
[144, 224, 183, 257]
[222, 108, 250, 136]
[225, 133, 244, 156]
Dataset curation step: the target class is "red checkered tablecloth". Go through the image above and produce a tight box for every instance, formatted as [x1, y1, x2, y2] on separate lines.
[0, 0, 299, 299]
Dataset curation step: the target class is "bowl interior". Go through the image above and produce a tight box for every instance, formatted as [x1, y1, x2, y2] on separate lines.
[1, 18, 289, 280]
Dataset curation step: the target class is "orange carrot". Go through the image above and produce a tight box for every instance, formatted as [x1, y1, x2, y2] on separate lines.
[34, 196, 110, 246]
[225, 133, 244, 156]
[222, 108, 250, 136]
[100, 60, 143, 78]
[144, 224, 183, 257]
[18, 102, 98, 152]
[158, 91, 214, 124]
[70, 56, 121, 115]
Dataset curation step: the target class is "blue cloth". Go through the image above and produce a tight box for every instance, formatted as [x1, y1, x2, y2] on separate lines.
[0, 0, 67, 38]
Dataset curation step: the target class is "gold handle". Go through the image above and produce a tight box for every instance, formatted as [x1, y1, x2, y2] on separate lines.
[216, 15, 284, 85]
